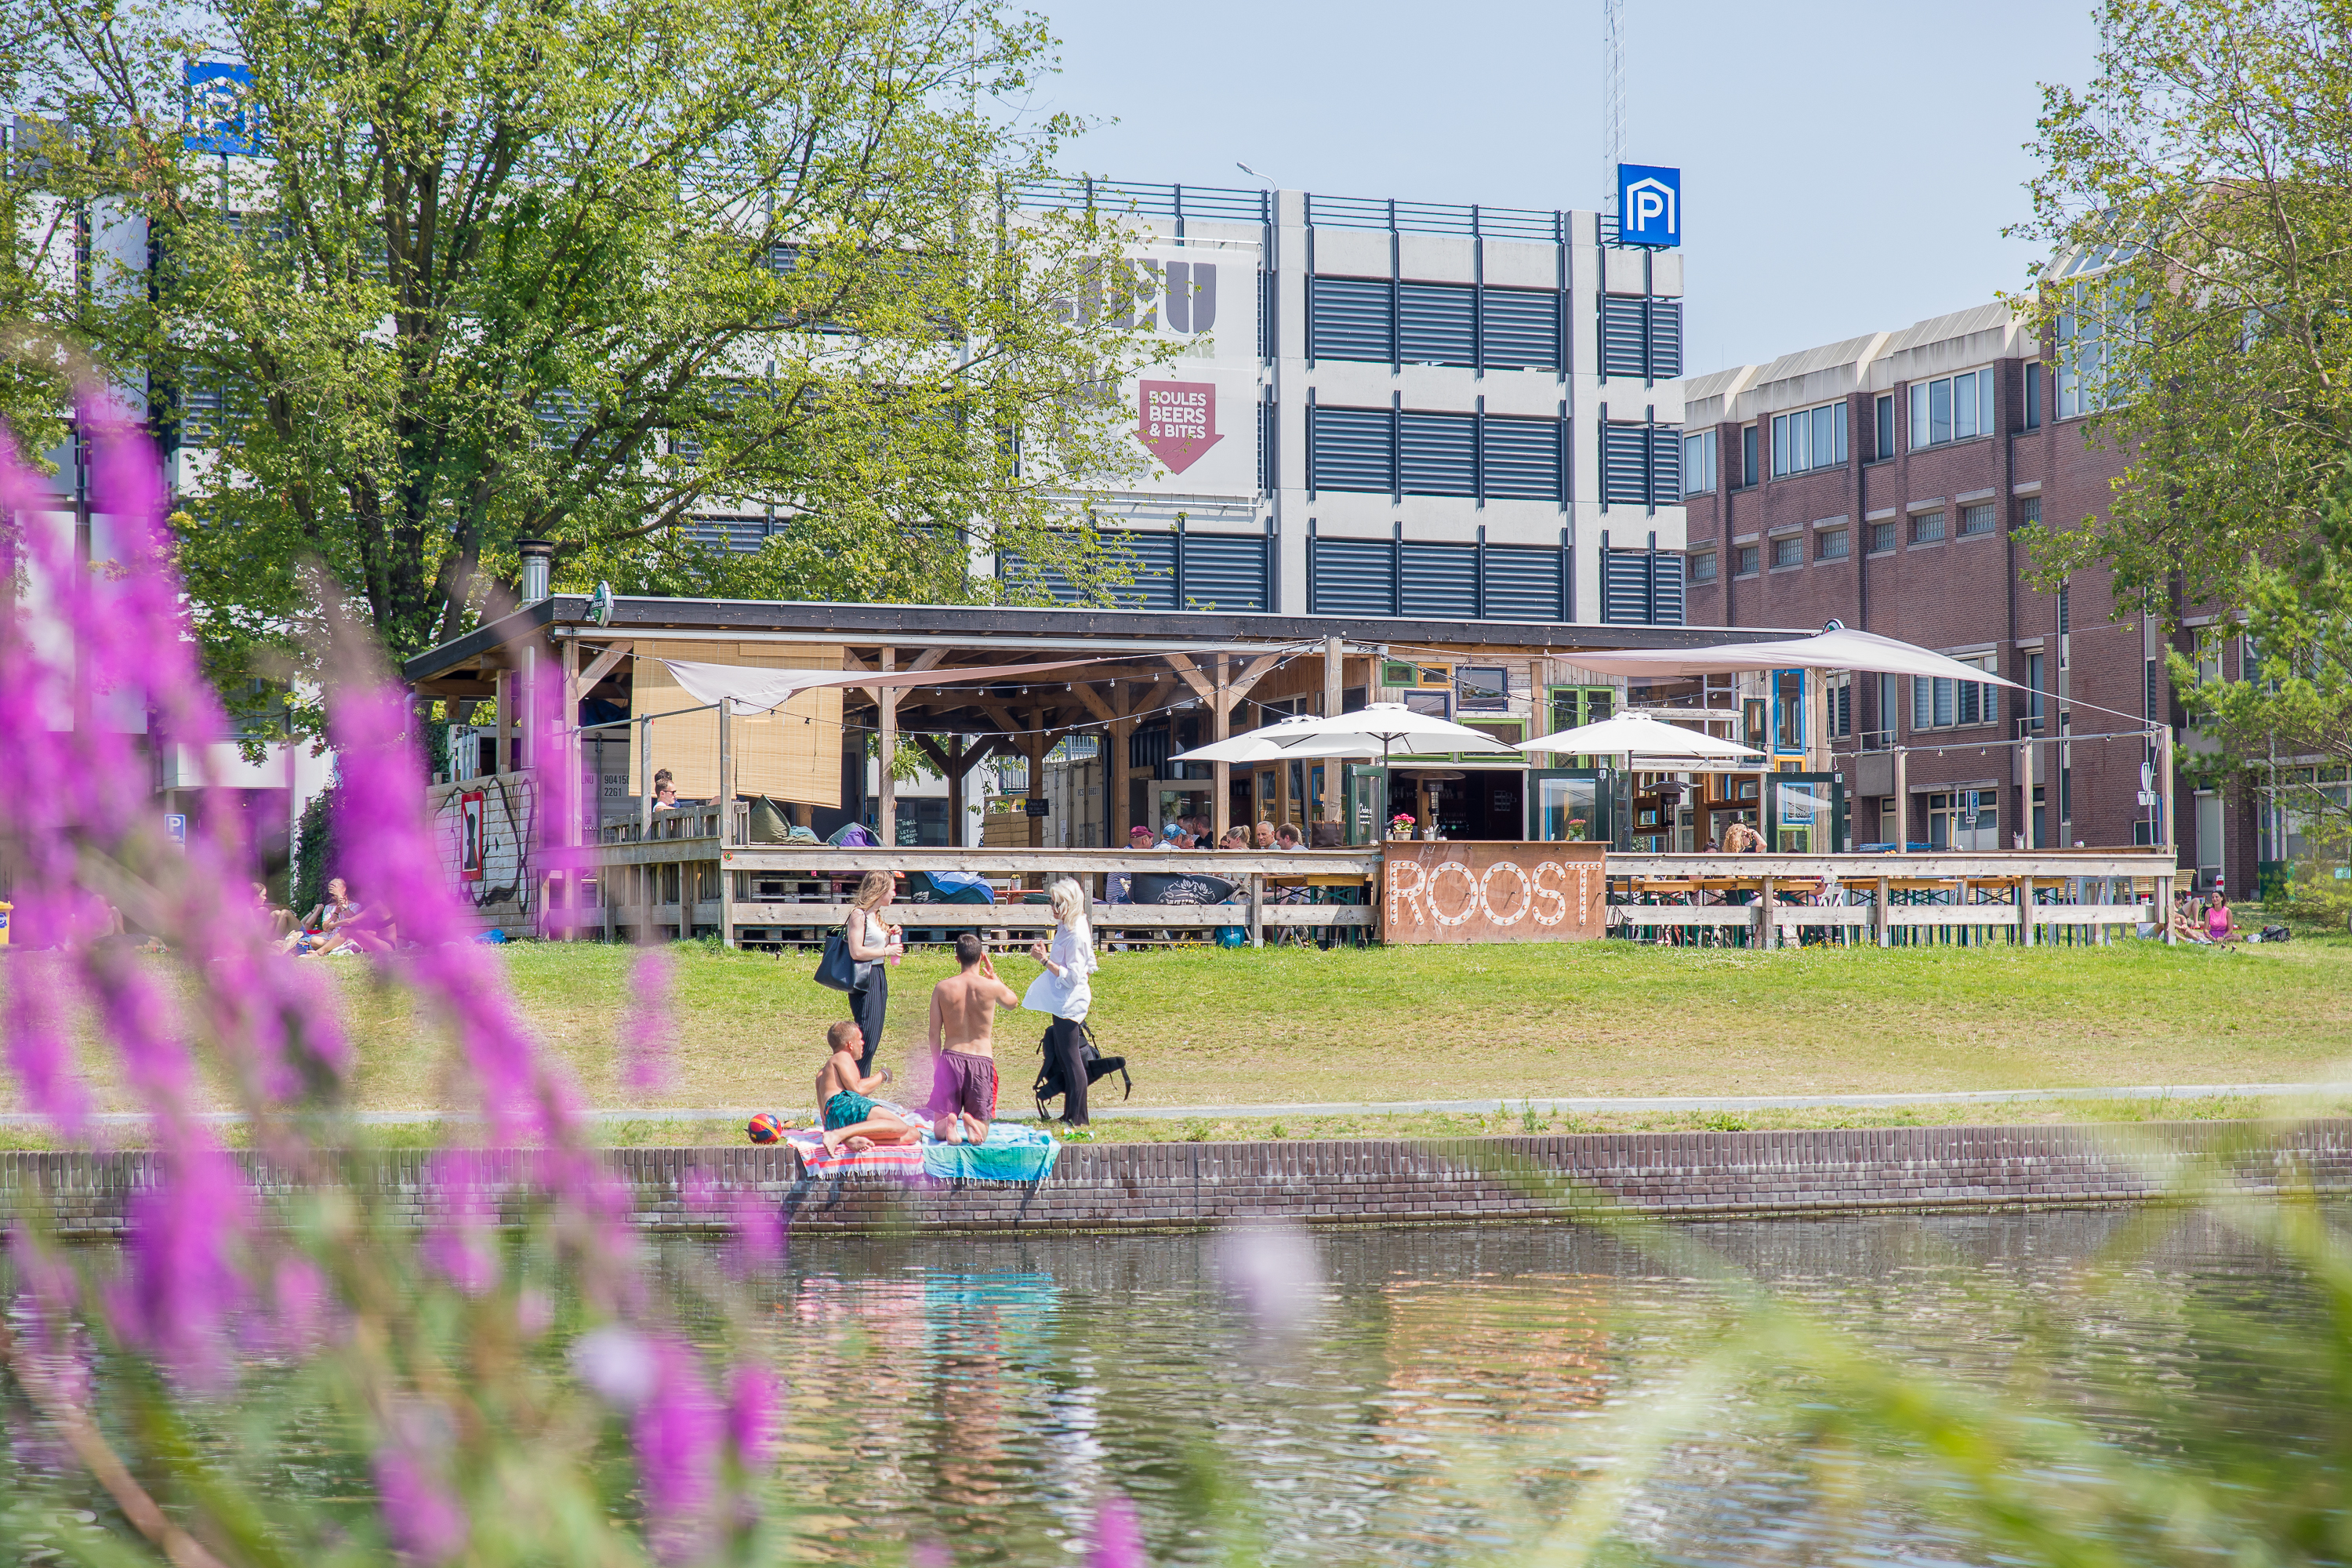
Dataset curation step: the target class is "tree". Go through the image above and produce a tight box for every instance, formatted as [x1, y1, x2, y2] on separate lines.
[2013, 0, 2352, 843]
[5, 0, 1170, 723]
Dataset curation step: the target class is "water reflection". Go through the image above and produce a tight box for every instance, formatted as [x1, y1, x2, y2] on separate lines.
[740, 1208, 2329, 1565]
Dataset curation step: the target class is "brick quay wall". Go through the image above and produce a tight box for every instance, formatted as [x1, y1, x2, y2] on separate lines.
[6, 1122, 2347, 1239]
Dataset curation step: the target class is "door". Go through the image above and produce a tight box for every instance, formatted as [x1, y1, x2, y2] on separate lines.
[1344, 764, 1389, 846]
[1527, 769, 1611, 844]
[1768, 773, 1849, 853]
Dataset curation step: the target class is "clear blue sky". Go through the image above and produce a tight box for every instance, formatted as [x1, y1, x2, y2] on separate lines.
[1025, 0, 2101, 378]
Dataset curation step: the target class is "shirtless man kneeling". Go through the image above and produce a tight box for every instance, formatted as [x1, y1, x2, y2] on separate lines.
[815, 1020, 917, 1155]
[926, 935, 1019, 1145]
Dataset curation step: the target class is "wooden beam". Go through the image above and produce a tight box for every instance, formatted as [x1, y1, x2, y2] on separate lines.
[1225, 652, 1283, 708]
[1163, 652, 1214, 701]
[1069, 682, 1120, 726]
[877, 647, 896, 847]
[572, 641, 633, 696]
[906, 647, 950, 673]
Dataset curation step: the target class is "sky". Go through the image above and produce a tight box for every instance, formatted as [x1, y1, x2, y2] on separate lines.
[1022, 0, 2103, 378]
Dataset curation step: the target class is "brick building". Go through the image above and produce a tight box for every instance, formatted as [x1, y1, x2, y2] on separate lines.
[1679, 302, 2247, 887]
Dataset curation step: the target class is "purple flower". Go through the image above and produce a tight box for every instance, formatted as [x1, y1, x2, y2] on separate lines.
[621, 946, 674, 1095]
[632, 1336, 724, 1563]
[1087, 1494, 1145, 1568]
[111, 1147, 252, 1388]
[724, 1363, 782, 1469]
[683, 1172, 786, 1277]
[4, 953, 89, 1135]
[419, 1153, 500, 1297]
[372, 1413, 469, 1564]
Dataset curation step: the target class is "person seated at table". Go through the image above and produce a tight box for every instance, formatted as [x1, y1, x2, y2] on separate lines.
[815, 1020, 914, 1155]
[1273, 822, 1302, 851]
[651, 768, 697, 811]
[1218, 826, 1250, 850]
[1720, 820, 1765, 855]
[1254, 821, 1277, 848]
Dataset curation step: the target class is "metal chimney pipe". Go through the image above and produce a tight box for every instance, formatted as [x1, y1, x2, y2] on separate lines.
[517, 538, 553, 604]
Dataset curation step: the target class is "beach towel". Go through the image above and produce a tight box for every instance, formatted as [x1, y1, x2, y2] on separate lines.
[784, 1104, 931, 1179]
[920, 1121, 1058, 1184]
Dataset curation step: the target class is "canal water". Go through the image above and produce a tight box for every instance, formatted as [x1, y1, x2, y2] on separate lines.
[743, 1207, 2335, 1564]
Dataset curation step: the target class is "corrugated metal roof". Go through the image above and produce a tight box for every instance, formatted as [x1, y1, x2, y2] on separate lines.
[1880, 301, 2023, 355]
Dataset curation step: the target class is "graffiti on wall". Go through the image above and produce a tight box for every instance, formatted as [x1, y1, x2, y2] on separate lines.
[428, 773, 538, 924]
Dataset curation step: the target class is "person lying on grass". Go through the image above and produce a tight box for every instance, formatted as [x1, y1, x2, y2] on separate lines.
[815, 1019, 915, 1155]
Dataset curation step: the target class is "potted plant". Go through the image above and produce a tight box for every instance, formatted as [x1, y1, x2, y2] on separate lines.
[1387, 812, 1417, 841]
[1566, 817, 1589, 842]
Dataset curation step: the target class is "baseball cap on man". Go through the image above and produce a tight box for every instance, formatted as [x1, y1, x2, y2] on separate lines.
[1128, 825, 1153, 841]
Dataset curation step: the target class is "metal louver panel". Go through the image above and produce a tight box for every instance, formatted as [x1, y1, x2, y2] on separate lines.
[678, 516, 773, 554]
[994, 548, 1081, 604]
[1600, 549, 1653, 624]
[1599, 296, 1648, 378]
[1483, 546, 1564, 621]
[1649, 552, 1686, 625]
[1182, 534, 1269, 612]
[1105, 532, 1178, 610]
[1646, 299, 1683, 378]
[1309, 539, 1396, 615]
[1482, 416, 1563, 500]
[1481, 289, 1560, 370]
[1650, 426, 1682, 499]
[1399, 543, 1478, 619]
[1308, 277, 1392, 361]
[1309, 407, 1394, 492]
[1398, 282, 1475, 365]
[1399, 412, 1475, 495]
[1600, 423, 1652, 505]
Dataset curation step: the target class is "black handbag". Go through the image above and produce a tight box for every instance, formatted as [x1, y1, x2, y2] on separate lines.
[813, 927, 858, 992]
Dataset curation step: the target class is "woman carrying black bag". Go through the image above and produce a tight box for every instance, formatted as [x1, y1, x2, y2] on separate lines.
[1022, 879, 1098, 1126]
[843, 871, 902, 1074]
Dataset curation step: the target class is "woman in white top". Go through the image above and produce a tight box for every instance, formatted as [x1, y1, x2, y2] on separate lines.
[843, 870, 904, 1074]
[1025, 878, 1099, 1125]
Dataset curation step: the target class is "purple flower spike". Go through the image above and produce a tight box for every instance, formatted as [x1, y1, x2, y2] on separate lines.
[633, 1336, 724, 1564]
[111, 1147, 252, 1388]
[724, 1363, 782, 1469]
[1087, 1494, 1145, 1568]
[4, 953, 90, 1136]
[621, 946, 674, 1096]
[420, 1153, 500, 1297]
[372, 1414, 469, 1565]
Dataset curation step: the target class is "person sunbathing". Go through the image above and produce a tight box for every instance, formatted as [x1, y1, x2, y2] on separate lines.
[814, 1020, 915, 1155]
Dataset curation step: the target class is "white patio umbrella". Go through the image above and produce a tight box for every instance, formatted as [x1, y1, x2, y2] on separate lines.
[1512, 710, 1766, 762]
[1168, 717, 1374, 766]
[1240, 702, 1521, 764]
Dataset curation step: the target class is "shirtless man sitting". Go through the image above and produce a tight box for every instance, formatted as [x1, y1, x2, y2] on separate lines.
[926, 935, 1020, 1145]
[815, 1020, 916, 1155]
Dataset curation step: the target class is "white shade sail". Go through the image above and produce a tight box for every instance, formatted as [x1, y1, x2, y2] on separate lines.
[1564, 626, 2025, 691]
[1512, 710, 1766, 760]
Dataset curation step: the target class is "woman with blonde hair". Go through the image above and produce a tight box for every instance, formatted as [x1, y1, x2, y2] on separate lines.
[1025, 877, 1099, 1126]
[843, 869, 903, 1074]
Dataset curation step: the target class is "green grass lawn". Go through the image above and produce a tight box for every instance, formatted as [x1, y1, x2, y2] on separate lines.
[13, 935, 2351, 1138]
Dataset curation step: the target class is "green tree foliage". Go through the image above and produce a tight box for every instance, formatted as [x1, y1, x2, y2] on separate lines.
[2014, 0, 2352, 827]
[5, 0, 1171, 719]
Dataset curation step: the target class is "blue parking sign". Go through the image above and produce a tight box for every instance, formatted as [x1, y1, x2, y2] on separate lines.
[185, 61, 256, 155]
[1616, 164, 1681, 248]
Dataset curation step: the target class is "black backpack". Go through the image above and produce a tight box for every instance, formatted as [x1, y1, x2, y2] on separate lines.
[1033, 1019, 1131, 1118]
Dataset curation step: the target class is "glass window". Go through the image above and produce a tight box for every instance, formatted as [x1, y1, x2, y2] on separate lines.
[1770, 402, 1848, 476]
[1682, 429, 1718, 494]
[1817, 528, 1849, 559]
[1689, 551, 1718, 583]
[1771, 535, 1803, 568]
[1869, 520, 1896, 554]
[1773, 670, 1805, 750]
[2024, 363, 2042, 428]
[1740, 425, 1758, 486]
[1874, 394, 1895, 459]
[2027, 651, 2045, 727]
[1927, 789, 1998, 851]
[1909, 655, 1998, 730]
[1907, 370, 1998, 448]
[1455, 666, 1509, 712]
[1735, 545, 1759, 575]
[1958, 503, 1995, 536]
[1912, 511, 1945, 543]
[1953, 371, 1980, 440]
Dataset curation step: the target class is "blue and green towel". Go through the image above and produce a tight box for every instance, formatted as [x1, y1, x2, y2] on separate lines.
[920, 1121, 1058, 1183]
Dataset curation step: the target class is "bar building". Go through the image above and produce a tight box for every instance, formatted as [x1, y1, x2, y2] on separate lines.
[1678, 301, 2252, 887]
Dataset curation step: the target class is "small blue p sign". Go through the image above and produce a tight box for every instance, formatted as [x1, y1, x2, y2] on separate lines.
[1616, 164, 1682, 248]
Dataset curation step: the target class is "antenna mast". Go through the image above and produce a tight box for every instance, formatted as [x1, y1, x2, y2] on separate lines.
[1602, 0, 1626, 216]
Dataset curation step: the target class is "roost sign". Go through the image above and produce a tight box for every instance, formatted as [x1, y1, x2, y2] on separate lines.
[1381, 841, 1609, 944]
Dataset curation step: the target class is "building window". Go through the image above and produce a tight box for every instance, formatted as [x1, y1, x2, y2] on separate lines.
[1740, 424, 1759, 487]
[2023, 362, 2042, 428]
[1456, 666, 1510, 712]
[1825, 671, 1853, 737]
[1874, 394, 1895, 460]
[1869, 520, 1896, 554]
[2026, 651, 2045, 728]
[1735, 545, 1760, 576]
[1771, 401, 1849, 476]
[1683, 429, 1718, 494]
[2020, 495, 2041, 530]
[1770, 535, 1804, 568]
[1908, 369, 1996, 449]
[1958, 503, 1996, 537]
[1817, 528, 1849, 560]
[1773, 670, 1806, 750]
[1926, 789, 1999, 850]
[1689, 550, 1718, 583]
[1911, 511, 1945, 543]
[2056, 286, 2114, 418]
[1911, 654, 1999, 730]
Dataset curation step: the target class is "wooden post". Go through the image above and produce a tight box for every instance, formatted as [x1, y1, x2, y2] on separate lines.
[493, 668, 510, 775]
[1891, 746, 1907, 850]
[1757, 876, 1776, 949]
[877, 646, 897, 848]
[1109, 681, 1133, 845]
[717, 702, 735, 949]
[1874, 874, 1890, 948]
[1248, 871, 1264, 948]
[2018, 877, 2034, 946]
[1323, 633, 1345, 824]
[1027, 715, 1047, 855]
[1212, 653, 1232, 841]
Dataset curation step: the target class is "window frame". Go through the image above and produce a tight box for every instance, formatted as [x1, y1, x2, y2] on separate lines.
[1769, 401, 1849, 477]
[1911, 510, 1946, 544]
[1868, 520, 1897, 555]
[1682, 428, 1719, 495]
[1957, 503, 1996, 538]
[1688, 550, 1719, 584]
[1908, 654, 2001, 732]
[1817, 527, 1849, 561]
[1907, 368, 1998, 451]
[1769, 534, 1804, 569]
[1734, 544, 1761, 577]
